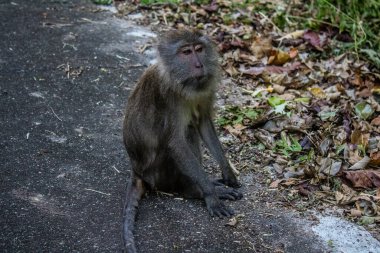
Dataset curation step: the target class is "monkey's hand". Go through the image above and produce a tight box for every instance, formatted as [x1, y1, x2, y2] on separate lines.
[215, 186, 243, 201]
[205, 195, 234, 218]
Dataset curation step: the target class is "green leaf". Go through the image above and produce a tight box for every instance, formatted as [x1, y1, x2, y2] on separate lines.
[318, 110, 337, 121]
[361, 49, 380, 68]
[92, 0, 112, 5]
[358, 216, 375, 225]
[290, 136, 302, 152]
[355, 101, 374, 120]
[274, 103, 287, 114]
[268, 96, 285, 107]
[294, 97, 311, 103]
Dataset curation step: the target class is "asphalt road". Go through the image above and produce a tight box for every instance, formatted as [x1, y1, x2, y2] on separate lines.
[0, 1, 329, 252]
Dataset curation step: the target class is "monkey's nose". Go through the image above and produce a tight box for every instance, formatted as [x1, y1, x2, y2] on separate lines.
[195, 62, 203, 68]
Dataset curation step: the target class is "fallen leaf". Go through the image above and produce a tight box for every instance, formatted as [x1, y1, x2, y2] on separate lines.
[371, 116, 380, 126]
[269, 179, 283, 188]
[350, 129, 370, 147]
[288, 48, 298, 58]
[277, 30, 305, 41]
[370, 151, 380, 166]
[350, 209, 362, 217]
[309, 87, 326, 98]
[344, 170, 380, 188]
[268, 49, 290, 65]
[303, 30, 327, 50]
[225, 217, 238, 227]
[355, 101, 374, 120]
[250, 37, 272, 59]
[355, 196, 378, 216]
[239, 62, 301, 76]
[347, 156, 370, 170]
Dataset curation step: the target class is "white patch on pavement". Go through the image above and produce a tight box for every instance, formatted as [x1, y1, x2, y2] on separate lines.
[312, 216, 380, 253]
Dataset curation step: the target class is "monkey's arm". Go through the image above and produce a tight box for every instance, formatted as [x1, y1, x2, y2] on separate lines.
[199, 117, 240, 188]
[169, 136, 233, 217]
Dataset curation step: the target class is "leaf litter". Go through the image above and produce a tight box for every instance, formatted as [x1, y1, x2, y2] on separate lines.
[115, 0, 380, 239]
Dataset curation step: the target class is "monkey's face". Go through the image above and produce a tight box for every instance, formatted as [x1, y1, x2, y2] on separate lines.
[157, 29, 220, 93]
[177, 43, 210, 89]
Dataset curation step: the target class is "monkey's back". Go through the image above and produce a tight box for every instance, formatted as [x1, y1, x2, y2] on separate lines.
[123, 65, 174, 174]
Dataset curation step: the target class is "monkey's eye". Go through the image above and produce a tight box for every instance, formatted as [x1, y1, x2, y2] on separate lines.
[195, 45, 203, 53]
[182, 49, 192, 55]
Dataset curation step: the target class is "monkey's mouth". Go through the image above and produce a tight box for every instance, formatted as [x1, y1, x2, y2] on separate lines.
[183, 75, 209, 90]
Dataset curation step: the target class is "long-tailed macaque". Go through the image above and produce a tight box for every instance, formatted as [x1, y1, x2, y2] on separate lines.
[122, 29, 242, 252]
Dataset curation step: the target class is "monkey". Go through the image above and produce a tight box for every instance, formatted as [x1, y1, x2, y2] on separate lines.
[122, 29, 242, 253]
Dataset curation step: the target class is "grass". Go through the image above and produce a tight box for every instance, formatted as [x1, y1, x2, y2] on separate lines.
[288, 0, 380, 68]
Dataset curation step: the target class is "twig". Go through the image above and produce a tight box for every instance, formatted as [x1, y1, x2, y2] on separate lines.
[49, 106, 62, 121]
[84, 188, 111, 196]
[112, 165, 121, 173]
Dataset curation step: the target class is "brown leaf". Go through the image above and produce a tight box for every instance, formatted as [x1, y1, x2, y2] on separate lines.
[370, 151, 380, 166]
[268, 49, 291, 65]
[350, 129, 370, 147]
[350, 209, 362, 217]
[303, 30, 327, 50]
[230, 38, 246, 48]
[269, 179, 283, 188]
[288, 48, 298, 58]
[250, 37, 272, 59]
[371, 116, 380, 126]
[239, 62, 301, 76]
[277, 30, 305, 41]
[224, 124, 247, 137]
[223, 61, 239, 77]
[309, 87, 326, 98]
[344, 170, 380, 188]
[203, 2, 218, 12]
[355, 196, 378, 216]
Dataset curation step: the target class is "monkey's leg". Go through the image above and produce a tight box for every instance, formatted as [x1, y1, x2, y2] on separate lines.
[123, 172, 146, 253]
[170, 139, 234, 218]
[199, 117, 241, 188]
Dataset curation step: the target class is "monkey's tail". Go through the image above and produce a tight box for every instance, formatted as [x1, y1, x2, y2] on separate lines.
[123, 173, 145, 253]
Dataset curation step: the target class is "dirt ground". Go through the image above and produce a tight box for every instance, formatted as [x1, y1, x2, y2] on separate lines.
[0, 1, 378, 253]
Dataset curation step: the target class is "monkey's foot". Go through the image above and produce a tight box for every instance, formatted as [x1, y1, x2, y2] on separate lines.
[213, 178, 242, 188]
[215, 186, 243, 200]
[205, 196, 234, 218]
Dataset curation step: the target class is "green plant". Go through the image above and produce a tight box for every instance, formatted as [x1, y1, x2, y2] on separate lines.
[92, 0, 112, 4]
[275, 132, 302, 157]
[217, 106, 262, 127]
[287, 0, 380, 68]
[313, 0, 380, 66]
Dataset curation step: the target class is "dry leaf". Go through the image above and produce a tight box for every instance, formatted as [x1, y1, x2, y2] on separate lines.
[370, 151, 380, 166]
[268, 49, 291, 65]
[347, 156, 370, 170]
[288, 48, 298, 58]
[344, 170, 380, 188]
[277, 30, 305, 41]
[309, 87, 326, 98]
[250, 37, 272, 59]
[269, 179, 283, 188]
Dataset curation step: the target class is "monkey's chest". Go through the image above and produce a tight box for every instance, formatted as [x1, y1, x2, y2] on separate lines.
[182, 100, 207, 129]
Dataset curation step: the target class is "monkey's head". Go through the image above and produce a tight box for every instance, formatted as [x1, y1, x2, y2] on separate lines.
[157, 29, 220, 97]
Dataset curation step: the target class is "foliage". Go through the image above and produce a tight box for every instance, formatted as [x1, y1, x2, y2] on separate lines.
[287, 0, 380, 67]
[92, 0, 112, 5]
[216, 106, 262, 127]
